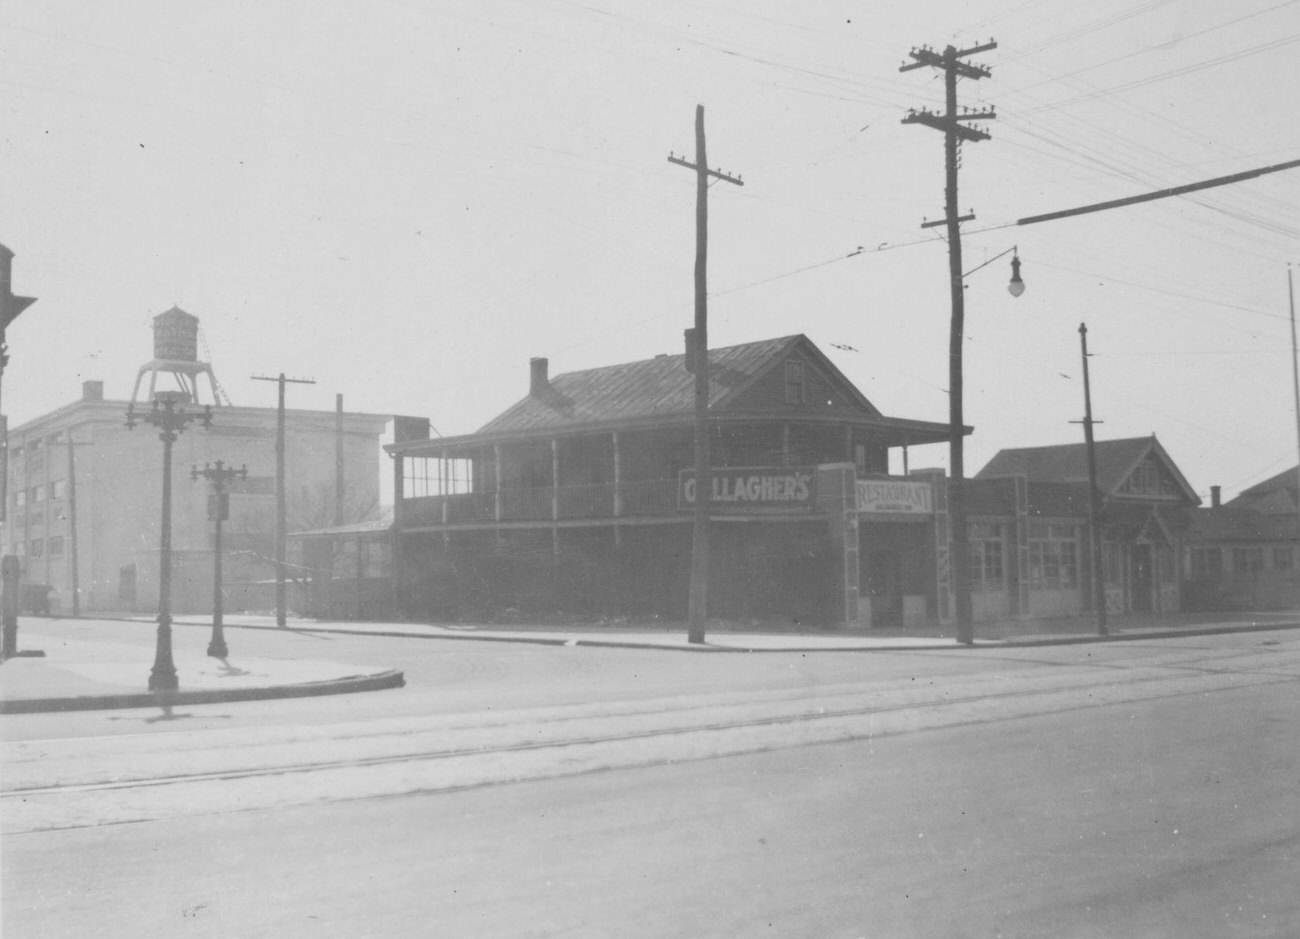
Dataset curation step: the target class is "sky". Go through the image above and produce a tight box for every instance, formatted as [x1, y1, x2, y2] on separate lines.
[3, 0, 1299, 503]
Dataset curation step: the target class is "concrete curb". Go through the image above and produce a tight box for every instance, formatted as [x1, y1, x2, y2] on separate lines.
[995, 619, 1300, 649]
[223, 618, 1300, 653]
[0, 668, 405, 715]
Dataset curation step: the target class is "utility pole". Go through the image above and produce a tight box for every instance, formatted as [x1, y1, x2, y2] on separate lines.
[901, 40, 997, 645]
[252, 372, 315, 627]
[1074, 324, 1108, 636]
[668, 104, 744, 645]
[1289, 266, 1300, 543]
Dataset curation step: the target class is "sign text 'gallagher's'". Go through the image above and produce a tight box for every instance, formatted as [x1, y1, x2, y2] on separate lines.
[679, 468, 815, 508]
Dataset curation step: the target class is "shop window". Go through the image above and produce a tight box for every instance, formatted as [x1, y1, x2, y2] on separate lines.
[1190, 547, 1223, 576]
[1273, 546, 1294, 571]
[968, 522, 1004, 591]
[1029, 522, 1079, 589]
[1232, 547, 1264, 575]
[784, 361, 806, 405]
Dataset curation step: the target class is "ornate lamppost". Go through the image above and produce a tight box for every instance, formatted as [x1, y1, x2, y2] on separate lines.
[127, 391, 212, 691]
[192, 460, 247, 658]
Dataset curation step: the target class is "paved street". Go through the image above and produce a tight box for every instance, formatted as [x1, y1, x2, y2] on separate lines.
[3, 621, 1298, 937]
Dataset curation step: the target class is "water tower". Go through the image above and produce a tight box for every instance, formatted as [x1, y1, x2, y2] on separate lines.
[129, 306, 228, 407]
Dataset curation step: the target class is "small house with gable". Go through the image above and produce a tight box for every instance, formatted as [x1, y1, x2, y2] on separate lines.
[974, 435, 1201, 619]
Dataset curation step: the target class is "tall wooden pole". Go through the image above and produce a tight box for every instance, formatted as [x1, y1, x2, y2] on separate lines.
[668, 106, 743, 645]
[901, 41, 996, 645]
[1289, 267, 1300, 542]
[252, 372, 315, 626]
[1078, 323, 1108, 636]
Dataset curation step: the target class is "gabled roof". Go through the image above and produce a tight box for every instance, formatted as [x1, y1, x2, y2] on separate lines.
[478, 334, 879, 435]
[975, 434, 1199, 504]
[1236, 465, 1298, 498]
[1230, 466, 1299, 511]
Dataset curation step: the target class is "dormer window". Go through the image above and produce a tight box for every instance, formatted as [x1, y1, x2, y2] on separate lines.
[784, 361, 806, 405]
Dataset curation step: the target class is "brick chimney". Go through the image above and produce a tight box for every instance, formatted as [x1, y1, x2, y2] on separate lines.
[530, 357, 549, 397]
[1210, 485, 1221, 508]
[82, 380, 104, 401]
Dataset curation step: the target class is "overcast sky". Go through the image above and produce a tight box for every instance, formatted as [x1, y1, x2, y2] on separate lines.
[3, 0, 1299, 501]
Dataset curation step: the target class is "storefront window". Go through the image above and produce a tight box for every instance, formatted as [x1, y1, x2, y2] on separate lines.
[968, 522, 1004, 591]
[1233, 547, 1264, 575]
[1190, 547, 1223, 576]
[1029, 522, 1079, 589]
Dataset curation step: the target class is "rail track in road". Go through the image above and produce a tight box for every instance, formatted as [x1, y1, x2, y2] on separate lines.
[5, 639, 1298, 833]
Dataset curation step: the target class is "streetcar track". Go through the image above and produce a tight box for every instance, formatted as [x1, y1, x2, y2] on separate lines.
[6, 661, 1290, 801]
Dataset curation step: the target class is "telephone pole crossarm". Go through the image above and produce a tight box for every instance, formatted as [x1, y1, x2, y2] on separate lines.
[667, 154, 744, 186]
[902, 109, 994, 141]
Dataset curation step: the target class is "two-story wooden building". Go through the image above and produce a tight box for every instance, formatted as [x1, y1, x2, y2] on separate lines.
[386, 335, 953, 627]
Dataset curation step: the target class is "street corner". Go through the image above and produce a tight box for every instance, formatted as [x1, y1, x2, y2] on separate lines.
[0, 649, 404, 715]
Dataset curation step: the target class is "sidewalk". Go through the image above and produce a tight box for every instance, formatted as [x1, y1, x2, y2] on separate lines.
[2, 610, 1296, 715]
[0, 623, 404, 715]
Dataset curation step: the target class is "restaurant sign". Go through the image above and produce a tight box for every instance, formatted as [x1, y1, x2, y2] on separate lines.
[679, 467, 816, 511]
[856, 479, 933, 515]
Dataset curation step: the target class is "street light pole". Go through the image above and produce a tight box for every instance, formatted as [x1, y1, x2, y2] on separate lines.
[127, 392, 212, 691]
[192, 460, 247, 658]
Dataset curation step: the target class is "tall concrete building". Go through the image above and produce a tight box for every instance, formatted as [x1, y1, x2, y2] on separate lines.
[3, 308, 390, 615]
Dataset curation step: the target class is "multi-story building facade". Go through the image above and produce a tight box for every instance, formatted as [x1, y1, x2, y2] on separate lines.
[386, 334, 955, 627]
[3, 308, 390, 615]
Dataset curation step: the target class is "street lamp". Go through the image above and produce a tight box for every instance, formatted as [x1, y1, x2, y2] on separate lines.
[949, 246, 1025, 644]
[126, 392, 212, 691]
[192, 460, 247, 658]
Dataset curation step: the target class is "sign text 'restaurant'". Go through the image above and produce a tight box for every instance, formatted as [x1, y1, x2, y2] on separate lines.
[856, 479, 933, 514]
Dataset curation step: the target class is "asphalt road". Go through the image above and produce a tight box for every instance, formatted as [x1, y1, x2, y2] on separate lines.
[3, 624, 1298, 937]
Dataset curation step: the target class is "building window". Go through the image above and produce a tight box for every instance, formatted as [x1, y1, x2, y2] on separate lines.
[784, 361, 806, 405]
[1029, 522, 1079, 589]
[13, 490, 25, 509]
[1190, 547, 1223, 576]
[30, 485, 44, 503]
[1232, 547, 1264, 575]
[404, 456, 475, 499]
[1273, 546, 1294, 571]
[969, 522, 1004, 591]
[29, 539, 43, 558]
[50, 479, 66, 501]
[48, 535, 64, 557]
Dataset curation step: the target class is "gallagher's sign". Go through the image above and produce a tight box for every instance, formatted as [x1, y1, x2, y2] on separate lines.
[679, 467, 815, 511]
[856, 479, 933, 515]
